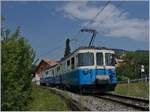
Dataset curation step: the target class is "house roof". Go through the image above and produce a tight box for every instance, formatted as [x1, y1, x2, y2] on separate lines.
[32, 59, 58, 74]
[43, 59, 58, 66]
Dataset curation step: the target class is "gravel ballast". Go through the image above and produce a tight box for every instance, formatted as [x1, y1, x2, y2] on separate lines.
[48, 87, 138, 111]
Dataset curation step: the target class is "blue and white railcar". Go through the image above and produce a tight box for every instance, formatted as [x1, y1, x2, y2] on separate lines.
[40, 47, 117, 92]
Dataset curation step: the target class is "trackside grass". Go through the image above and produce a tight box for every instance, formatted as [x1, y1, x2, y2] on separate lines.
[27, 85, 69, 111]
[112, 82, 149, 99]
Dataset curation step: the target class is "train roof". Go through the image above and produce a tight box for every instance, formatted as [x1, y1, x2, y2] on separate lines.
[60, 46, 114, 61]
[77, 46, 114, 50]
[44, 46, 115, 70]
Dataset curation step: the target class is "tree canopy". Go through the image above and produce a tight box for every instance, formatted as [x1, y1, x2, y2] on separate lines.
[116, 51, 149, 81]
[1, 26, 35, 110]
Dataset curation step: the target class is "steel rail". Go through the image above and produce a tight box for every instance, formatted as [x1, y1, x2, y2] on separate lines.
[105, 93, 149, 103]
[94, 93, 149, 111]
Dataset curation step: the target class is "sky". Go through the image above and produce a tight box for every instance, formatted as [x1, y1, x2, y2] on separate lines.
[1, 1, 149, 61]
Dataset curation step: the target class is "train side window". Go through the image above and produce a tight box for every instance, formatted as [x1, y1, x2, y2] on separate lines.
[56, 67, 58, 73]
[51, 70, 53, 76]
[52, 69, 54, 76]
[59, 64, 62, 75]
[67, 60, 70, 66]
[76, 55, 78, 67]
[58, 66, 60, 71]
[48, 70, 50, 77]
[57, 66, 60, 75]
[46, 70, 48, 75]
[67, 60, 70, 70]
[64, 62, 67, 72]
[55, 68, 57, 75]
[49, 70, 51, 76]
[71, 57, 75, 69]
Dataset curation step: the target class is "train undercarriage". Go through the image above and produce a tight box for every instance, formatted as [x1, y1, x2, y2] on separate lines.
[40, 82, 116, 94]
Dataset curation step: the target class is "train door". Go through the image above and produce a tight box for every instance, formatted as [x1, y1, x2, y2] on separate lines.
[96, 52, 109, 84]
[96, 52, 105, 74]
[77, 52, 95, 85]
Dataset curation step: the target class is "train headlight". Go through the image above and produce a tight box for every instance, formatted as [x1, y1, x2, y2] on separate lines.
[96, 75, 110, 80]
[96, 75, 111, 84]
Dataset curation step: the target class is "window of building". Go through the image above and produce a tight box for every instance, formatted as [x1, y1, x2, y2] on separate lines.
[41, 67, 43, 71]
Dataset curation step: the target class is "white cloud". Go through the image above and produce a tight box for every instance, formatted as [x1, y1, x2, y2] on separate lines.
[58, 1, 149, 42]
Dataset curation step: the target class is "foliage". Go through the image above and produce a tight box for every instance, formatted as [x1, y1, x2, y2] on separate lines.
[27, 85, 68, 111]
[116, 51, 149, 81]
[1, 26, 35, 110]
[64, 38, 71, 57]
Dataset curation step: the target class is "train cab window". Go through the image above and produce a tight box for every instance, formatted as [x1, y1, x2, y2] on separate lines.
[105, 53, 115, 66]
[78, 52, 94, 66]
[71, 57, 75, 69]
[96, 53, 103, 66]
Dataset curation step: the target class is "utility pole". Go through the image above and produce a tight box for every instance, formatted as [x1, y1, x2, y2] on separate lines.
[64, 38, 71, 57]
[80, 28, 97, 47]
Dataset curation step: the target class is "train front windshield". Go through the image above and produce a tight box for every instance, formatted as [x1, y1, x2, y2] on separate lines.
[105, 53, 115, 66]
[78, 53, 94, 66]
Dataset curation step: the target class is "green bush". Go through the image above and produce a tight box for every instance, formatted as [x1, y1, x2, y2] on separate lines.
[1, 26, 35, 110]
[116, 51, 149, 81]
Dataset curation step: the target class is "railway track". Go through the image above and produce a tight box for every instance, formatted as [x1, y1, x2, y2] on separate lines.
[41, 86, 149, 111]
[94, 93, 149, 111]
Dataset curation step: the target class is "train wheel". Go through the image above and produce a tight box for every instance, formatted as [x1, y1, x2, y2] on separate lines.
[63, 85, 66, 90]
[79, 86, 83, 95]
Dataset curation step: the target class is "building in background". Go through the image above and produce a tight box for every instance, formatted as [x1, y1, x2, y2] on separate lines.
[32, 59, 58, 85]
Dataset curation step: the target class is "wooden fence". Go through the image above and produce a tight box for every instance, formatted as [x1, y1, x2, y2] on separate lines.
[118, 77, 149, 84]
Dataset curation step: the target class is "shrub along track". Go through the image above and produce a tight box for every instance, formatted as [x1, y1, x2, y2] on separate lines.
[93, 93, 149, 111]
[40, 86, 89, 111]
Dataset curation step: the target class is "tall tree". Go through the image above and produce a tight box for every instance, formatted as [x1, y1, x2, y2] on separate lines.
[116, 51, 149, 80]
[1, 26, 35, 110]
[64, 38, 71, 57]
